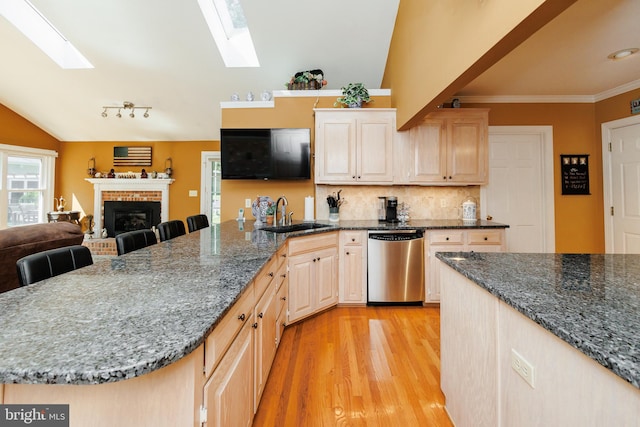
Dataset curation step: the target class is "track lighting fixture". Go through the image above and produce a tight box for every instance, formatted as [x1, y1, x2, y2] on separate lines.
[101, 101, 152, 118]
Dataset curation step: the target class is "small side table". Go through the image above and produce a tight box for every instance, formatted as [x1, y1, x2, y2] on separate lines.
[47, 210, 81, 225]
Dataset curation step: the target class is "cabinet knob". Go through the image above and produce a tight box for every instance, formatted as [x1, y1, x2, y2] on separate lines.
[280, 273, 286, 278]
[445, 237, 449, 241]
[282, 253, 287, 257]
[346, 251, 350, 255]
[281, 296, 287, 301]
[313, 258, 316, 262]
[357, 176, 361, 179]
[258, 312, 264, 318]
[238, 313, 246, 321]
[252, 322, 258, 329]
[351, 238, 355, 242]
[352, 176, 356, 179]
[484, 236, 488, 241]
[268, 272, 274, 277]
[443, 176, 447, 180]
[448, 176, 452, 180]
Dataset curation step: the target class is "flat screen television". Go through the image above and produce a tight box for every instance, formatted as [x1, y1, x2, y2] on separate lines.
[221, 128, 311, 180]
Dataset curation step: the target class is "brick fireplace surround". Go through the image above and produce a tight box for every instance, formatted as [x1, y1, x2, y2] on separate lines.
[83, 178, 174, 256]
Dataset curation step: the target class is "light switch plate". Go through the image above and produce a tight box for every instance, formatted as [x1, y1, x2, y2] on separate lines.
[188, 190, 198, 197]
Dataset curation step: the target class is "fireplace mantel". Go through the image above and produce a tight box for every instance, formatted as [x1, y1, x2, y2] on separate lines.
[86, 178, 174, 234]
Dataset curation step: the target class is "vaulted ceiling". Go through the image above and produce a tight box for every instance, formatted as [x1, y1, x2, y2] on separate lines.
[0, 0, 638, 142]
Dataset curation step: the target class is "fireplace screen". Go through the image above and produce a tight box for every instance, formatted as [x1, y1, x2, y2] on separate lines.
[104, 201, 161, 237]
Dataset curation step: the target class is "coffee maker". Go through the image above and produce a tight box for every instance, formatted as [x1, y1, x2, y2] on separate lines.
[385, 196, 398, 222]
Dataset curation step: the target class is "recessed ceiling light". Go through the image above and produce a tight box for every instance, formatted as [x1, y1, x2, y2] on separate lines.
[607, 48, 639, 60]
[0, 0, 93, 69]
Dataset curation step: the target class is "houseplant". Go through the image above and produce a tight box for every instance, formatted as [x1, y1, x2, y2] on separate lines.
[334, 83, 372, 108]
[265, 203, 276, 223]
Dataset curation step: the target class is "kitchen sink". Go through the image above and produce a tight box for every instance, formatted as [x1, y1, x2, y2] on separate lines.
[261, 223, 333, 233]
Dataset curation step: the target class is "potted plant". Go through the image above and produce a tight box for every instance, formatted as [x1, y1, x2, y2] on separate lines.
[334, 83, 372, 108]
[265, 203, 276, 223]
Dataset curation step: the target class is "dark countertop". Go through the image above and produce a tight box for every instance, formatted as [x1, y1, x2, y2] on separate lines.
[436, 252, 640, 389]
[0, 219, 506, 385]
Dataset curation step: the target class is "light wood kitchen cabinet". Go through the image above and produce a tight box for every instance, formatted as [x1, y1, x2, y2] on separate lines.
[253, 277, 277, 411]
[314, 109, 395, 184]
[203, 314, 254, 427]
[398, 109, 489, 185]
[275, 247, 288, 348]
[338, 230, 367, 304]
[287, 232, 338, 323]
[426, 228, 505, 303]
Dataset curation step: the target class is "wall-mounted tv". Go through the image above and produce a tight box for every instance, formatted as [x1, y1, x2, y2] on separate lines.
[221, 128, 311, 180]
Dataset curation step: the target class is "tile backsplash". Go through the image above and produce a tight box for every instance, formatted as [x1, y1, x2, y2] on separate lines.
[315, 185, 481, 221]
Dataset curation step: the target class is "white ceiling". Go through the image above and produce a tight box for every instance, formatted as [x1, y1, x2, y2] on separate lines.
[0, 0, 638, 142]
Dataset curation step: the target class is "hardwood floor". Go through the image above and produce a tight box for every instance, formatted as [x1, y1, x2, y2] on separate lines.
[253, 306, 453, 426]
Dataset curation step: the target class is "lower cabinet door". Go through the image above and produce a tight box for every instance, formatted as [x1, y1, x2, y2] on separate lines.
[254, 283, 277, 411]
[204, 317, 254, 427]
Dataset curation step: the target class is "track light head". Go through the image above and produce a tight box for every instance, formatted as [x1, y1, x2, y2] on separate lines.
[144, 108, 149, 118]
[101, 108, 107, 118]
[116, 109, 122, 118]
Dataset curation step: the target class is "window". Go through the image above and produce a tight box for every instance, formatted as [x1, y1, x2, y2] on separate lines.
[1, 144, 57, 229]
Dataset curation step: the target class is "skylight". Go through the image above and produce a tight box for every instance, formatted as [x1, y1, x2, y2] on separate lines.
[197, 0, 259, 67]
[0, 0, 93, 69]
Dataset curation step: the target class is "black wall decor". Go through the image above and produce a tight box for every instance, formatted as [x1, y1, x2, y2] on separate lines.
[561, 154, 590, 195]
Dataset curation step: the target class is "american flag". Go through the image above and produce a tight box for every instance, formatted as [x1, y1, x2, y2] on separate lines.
[113, 146, 152, 166]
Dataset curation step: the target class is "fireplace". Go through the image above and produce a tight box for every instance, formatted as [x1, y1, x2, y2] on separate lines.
[104, 201, 161, 237]
[86, 177, 174, 237]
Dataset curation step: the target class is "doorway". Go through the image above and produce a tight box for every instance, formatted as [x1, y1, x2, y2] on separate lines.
[200, 151, 221, 224]
[601, 115, 640, 253]
[480, 126, 555, 253]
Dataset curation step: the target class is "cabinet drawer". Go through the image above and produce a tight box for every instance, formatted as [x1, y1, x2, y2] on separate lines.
[341, 230, 364, 246]
[255, 257, 277, 300]
[467, 230, 503, 245]
[276, 276, 288, 316]
[288, 231, 338, 255]
[204, 282, 255, 378]
[430, 231, 464, 244]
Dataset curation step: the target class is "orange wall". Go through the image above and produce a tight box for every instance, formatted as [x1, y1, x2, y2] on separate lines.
[382, 0, 577, 130]
[219, 95, 391, 222]
[57, 140, 218, 223]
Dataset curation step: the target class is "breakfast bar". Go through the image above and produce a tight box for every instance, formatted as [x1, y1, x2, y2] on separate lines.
[436, 252, 640, 427]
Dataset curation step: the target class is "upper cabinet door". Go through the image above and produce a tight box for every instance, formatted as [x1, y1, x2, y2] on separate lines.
[357, 114, 394, 183]
[409, 117, 447, 183]
[447, 114, 488, 184]
[315, 114, 357, 183]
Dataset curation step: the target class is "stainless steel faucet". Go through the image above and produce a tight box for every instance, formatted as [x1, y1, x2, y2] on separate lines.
[273, 195, 288, 226]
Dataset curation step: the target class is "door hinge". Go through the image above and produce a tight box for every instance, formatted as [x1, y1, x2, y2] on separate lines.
[199, 405, 207, 425]
[611, 206, 614, 216]
[608, 142, 612, 152]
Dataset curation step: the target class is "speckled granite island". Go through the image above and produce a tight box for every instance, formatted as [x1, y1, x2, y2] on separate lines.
[436, 252, 640, 427]
[0, 219, 507, 426]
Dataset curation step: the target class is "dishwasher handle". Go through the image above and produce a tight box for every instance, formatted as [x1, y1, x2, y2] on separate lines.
[368, 230, 424, 241]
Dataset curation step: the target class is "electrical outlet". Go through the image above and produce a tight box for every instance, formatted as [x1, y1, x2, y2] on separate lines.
[511, 349, 535, 388]
[188, 190, 198, 197]
[245, 198, 252, 208]
[440, 199, 447, 208]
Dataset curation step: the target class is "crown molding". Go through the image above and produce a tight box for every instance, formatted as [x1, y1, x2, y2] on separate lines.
[457, 79, 640, 104]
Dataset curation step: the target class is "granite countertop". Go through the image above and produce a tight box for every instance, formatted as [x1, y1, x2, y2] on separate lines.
[0, 219, 506, 385]
[436, 252, 640, 389]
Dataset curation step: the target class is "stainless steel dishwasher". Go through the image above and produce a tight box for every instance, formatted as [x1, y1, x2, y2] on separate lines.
[367, 229, 425, 304]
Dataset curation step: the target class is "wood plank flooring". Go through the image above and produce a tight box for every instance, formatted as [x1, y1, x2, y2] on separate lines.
[253, 306, 453, 426]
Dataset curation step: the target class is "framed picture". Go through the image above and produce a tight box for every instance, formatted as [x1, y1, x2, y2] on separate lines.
[113, 146, 152, 166]
[560, 154, 590, 195]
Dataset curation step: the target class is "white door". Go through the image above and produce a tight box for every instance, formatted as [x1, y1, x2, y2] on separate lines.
[200, 151, 221, 224]
[481, 127, 555, 253]
[602, 116, 640, 253]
